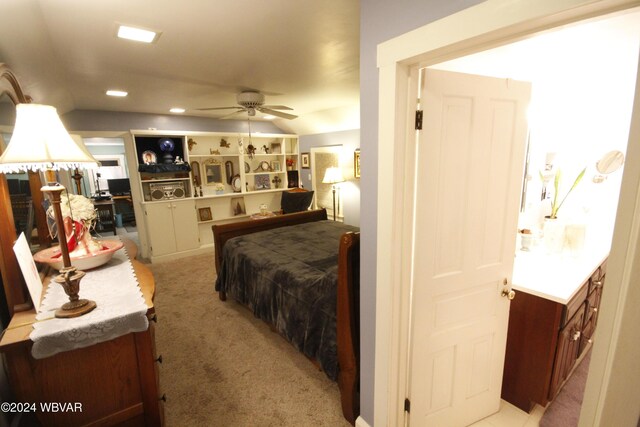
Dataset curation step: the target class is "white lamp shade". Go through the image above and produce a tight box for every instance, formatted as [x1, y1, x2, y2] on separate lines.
[322, 166, 345, 184]
[0, 104, 99, 173]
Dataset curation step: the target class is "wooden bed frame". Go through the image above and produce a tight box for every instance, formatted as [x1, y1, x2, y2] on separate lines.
[212, 209, 360, 424]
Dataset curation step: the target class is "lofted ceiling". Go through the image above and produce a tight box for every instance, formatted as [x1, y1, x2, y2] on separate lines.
[0, 0, 360, 135]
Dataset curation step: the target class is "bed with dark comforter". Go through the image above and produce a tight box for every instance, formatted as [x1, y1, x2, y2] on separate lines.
[215, 220, 359, 381]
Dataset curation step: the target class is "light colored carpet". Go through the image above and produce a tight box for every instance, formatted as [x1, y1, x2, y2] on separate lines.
[149, 252, 351, 427]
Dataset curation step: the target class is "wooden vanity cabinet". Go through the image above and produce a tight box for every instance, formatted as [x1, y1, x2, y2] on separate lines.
[502, 259, 607, 412]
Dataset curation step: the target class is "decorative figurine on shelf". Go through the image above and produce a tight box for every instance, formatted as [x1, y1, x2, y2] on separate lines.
[188, 138, 197, 152]
[193, 179, 199, 197]
[272, 176, 282, 189]
[199, 186, 203, 197]
[209, 148, 221, 155]
[246, 144, 256, 159]
[158, 138, 175, 164]
[238, 137, 244, 154]
[174, 156, 184, 164]
[261, 145, 270, 154]
[220, 138, 230, 148]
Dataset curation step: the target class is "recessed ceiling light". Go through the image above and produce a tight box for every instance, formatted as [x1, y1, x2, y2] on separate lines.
[106, 90, 128, 97]
[170, 108, 185, 113]
[262, 115, 276, 120]
[117, 25, 159, 43]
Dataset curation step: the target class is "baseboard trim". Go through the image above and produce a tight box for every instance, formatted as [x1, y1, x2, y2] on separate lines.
[355, 416, 372, 427]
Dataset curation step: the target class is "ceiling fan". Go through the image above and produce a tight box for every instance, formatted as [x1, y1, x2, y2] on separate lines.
[197, 90, 297, 120]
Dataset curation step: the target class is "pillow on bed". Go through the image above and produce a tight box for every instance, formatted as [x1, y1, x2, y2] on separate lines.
[281, 190, 314, 214]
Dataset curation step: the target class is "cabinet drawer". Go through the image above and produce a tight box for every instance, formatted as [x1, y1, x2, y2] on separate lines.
[563, 281, 588, 327]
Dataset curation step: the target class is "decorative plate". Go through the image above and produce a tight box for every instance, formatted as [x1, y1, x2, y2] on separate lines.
[158, 138, 175, 152]
[231, 174, 242, 192]
[141, 150, 157, 164]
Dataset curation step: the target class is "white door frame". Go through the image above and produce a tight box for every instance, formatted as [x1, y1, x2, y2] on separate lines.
[375, 1, 640, 426]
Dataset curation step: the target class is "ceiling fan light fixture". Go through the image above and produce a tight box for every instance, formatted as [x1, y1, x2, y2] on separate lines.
[237, 91, 265, 108]
[169, 107, 185, 113]
[263, 114, 276, 120]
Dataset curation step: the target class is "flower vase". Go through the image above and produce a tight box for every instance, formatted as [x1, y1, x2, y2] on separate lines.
[543, 217, 565, 254]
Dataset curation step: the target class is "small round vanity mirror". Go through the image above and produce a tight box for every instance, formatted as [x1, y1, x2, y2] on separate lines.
[593, 150, 625, 183]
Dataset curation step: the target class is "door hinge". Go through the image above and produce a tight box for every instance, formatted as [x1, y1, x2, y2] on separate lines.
[404, 398, 411, 413]
[415, 110, 423, 130]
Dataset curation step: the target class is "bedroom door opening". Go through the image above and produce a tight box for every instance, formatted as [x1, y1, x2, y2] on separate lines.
[375, 2, 640, 426]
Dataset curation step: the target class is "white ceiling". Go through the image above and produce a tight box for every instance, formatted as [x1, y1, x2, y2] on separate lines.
[0, 0, 360, 134]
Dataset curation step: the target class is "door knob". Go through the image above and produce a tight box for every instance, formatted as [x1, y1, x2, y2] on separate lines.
[501, 289, 516, 300]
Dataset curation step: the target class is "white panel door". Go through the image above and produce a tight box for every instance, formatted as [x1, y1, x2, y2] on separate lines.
[408, 69, 531, 426]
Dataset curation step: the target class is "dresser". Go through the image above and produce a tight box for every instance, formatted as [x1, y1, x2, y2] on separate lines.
[501, 248, 608, 412]
[0, 239, 164, 426]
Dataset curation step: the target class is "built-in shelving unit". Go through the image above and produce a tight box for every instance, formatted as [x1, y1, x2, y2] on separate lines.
[129, 130, 299, 261]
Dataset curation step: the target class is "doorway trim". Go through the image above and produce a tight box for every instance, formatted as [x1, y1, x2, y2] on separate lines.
[375, 0, 640, 426]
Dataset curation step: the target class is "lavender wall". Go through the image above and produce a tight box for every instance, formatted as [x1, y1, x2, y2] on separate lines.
[359, 0, 484, 423]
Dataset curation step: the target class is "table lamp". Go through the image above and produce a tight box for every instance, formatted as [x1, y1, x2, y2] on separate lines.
[322, 166, 345, 221]
[0, 104, 100, 318]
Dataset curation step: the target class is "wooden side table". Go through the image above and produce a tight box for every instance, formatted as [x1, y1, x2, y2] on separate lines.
[92, 199, 117, 235]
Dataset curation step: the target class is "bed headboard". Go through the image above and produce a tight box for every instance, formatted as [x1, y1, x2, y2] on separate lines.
[212, 208, 328, 274]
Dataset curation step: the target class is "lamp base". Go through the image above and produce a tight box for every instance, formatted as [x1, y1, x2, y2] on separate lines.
[52, 266, 97, 319]
[55, 299, 97, 318]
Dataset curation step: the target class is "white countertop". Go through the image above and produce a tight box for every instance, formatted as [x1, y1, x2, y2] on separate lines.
[512, 246, 609, 304]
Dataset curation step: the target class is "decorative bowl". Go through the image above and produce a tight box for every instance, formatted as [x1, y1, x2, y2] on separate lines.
[33, 240, 125, 271]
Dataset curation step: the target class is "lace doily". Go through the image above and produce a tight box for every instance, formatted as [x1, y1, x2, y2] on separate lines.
[30, 240, 149, 359]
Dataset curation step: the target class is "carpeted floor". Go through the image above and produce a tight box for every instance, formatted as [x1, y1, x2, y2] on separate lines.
[539, 349, 592, 427]
[148, 252, 351, 427]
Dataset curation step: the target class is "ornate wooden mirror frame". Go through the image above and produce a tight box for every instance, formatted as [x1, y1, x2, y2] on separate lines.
[0, 63, 49, 316]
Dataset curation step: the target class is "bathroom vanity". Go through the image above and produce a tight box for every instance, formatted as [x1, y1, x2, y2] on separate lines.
[501, 248, 608, 412]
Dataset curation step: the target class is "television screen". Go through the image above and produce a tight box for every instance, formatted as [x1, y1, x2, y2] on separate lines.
[107, 178, 131, 196]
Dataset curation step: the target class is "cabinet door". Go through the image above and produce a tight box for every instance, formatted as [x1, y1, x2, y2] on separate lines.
[145, 202, 177, 257]
[549, 303, 586, 399]
[170, 200, 200, 253]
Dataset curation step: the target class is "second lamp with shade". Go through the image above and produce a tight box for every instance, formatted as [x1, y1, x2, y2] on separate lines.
[322, 166, 345, 221]
[0, 103, 100, 318]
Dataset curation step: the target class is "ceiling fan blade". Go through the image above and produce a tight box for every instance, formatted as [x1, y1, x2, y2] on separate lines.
[196, 106, 243, 111]
[261, 105, 293, 111]
[219, 110, 246, 120]
[259, 107, 297, 120]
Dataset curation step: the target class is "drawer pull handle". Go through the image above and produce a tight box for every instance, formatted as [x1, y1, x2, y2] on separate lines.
[160, 394, 167, 402]
[572, 330, 581, 341]
[149, 314, 158, 323]
[593, 280, 603, 288]
[156, 355, 163, 364]
[592, 307, 598, 313]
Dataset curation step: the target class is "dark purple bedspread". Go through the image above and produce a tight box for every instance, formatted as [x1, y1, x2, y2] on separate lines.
[215, 220, 359, 380]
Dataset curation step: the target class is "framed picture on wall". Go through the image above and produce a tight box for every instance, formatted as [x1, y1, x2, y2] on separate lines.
[230, 197, 246, 216]
[301, 152, 310, 169]
[354, 149, 361, 178]
[198, 207, 212, 222]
